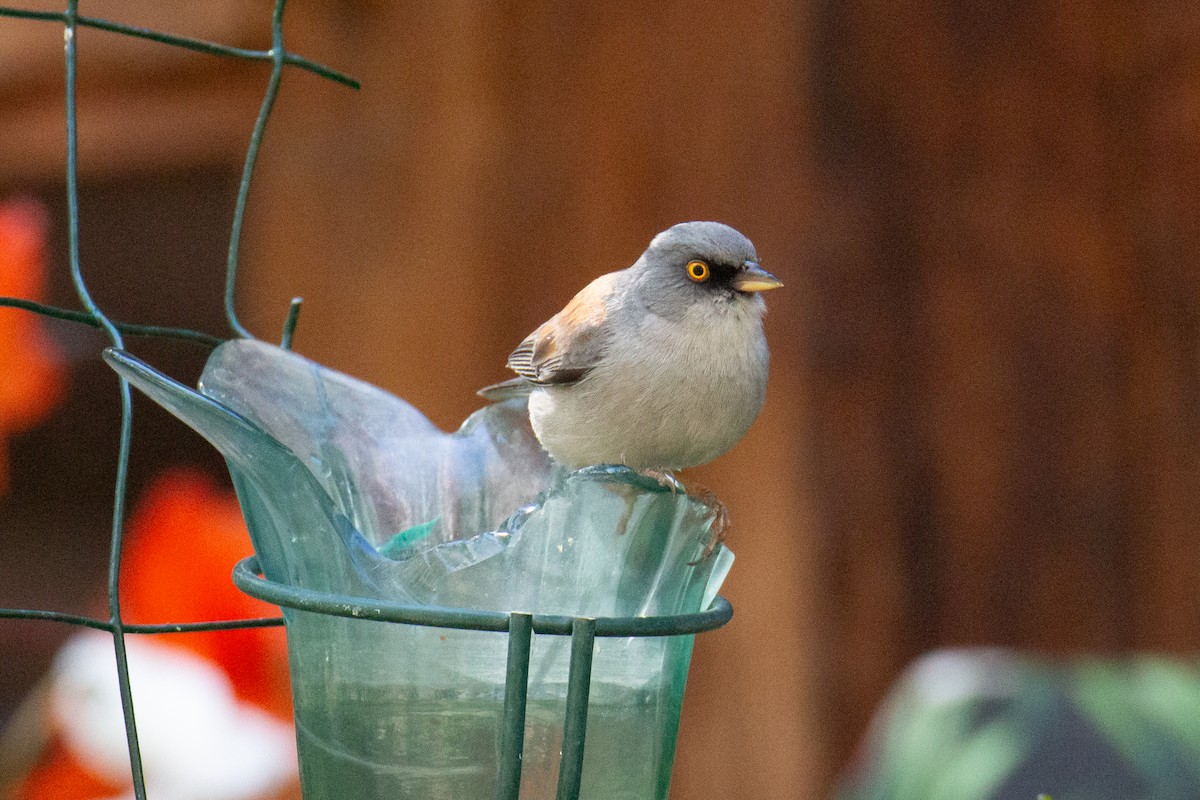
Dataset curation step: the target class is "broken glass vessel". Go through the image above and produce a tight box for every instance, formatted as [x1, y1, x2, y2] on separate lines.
[106, 340, 733, 800]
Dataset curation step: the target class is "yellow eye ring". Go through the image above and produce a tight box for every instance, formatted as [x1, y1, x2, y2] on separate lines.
[686, 260, 710, 282]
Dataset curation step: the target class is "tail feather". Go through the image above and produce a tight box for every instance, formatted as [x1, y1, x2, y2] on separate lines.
[477, 376, 534, 401]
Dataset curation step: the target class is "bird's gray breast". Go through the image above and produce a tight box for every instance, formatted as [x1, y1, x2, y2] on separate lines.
[529, 297, 768, 470]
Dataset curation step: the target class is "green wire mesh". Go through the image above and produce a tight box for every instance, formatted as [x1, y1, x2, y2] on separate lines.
[0, 4, 355, 798]
[0, 6, 733, 800]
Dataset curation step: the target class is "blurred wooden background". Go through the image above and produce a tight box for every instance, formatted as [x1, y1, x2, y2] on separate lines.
[3, 2, 1200, 798]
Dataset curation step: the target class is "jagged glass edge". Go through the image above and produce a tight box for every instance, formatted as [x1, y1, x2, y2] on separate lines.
[103, 348, 733, 608]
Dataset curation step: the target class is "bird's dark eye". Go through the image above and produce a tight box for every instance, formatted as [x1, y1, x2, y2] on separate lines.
[686, 260, 710, 282]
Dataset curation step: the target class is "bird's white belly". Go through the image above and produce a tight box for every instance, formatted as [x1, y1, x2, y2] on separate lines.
[528, 304, 767, 470]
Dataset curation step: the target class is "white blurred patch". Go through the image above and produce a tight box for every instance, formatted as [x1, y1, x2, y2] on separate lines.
[49, 631, 296, 800]
[905, 647, 1023, 706]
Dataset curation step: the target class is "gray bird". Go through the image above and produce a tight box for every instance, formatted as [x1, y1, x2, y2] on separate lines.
[479, 221, 782, 559]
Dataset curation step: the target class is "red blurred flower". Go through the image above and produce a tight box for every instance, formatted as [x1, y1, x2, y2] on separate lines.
[118, 468, 292, 718]
[10, 470, 297, 800]
[0, 198, 66, 496]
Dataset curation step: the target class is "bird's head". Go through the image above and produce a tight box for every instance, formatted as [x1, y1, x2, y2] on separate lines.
[636, 221, 782, 318]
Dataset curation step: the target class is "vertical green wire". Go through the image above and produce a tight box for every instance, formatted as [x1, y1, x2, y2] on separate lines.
[555, 618, 597, 800]
[224, 0, 289, 339]
[496, 613, 533, 800]
[63, 3, 147, 799]
[279, 296, 302, 349]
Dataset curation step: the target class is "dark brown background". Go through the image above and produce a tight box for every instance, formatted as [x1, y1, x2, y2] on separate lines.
[2, 2, 1199, 798]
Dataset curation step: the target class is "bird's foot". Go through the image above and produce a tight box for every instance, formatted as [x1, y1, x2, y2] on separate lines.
[628, 469, 728, 563]
[687, 484, 729, 566]
[637, 468, 685, 494]
[612, 469, 677, 536]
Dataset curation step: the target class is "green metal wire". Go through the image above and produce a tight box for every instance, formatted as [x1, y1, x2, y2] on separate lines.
[280, 296, 303, 349]
[0, 298, 223, 346]
[497, 612, 534, 800]
[62, 4, 151, 797]
[0, 5, 735, 798]
[0, 606, 284, 633]
[232, 556, 735, 638]
[225, 0, 290, 339]
[556, 618, 597, 800]
[0, 7, 359, 88]
[0, 607, 118, 632]
[0, 4, 356, 798]
[231, 557, 733, 797]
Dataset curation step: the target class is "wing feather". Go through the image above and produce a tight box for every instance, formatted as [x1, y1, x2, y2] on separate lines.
[506, 272, 618, 386]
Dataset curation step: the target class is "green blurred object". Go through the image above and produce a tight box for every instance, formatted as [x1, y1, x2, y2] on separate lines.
[378, 517, 440, 557]
[836, 649, 1200, 800]
[106, 340, 733, 800]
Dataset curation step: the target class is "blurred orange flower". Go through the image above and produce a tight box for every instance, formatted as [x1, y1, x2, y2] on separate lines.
[11, 470, 297, 800]
[118, 468, 292, 717]
[0, 198, 66, 496]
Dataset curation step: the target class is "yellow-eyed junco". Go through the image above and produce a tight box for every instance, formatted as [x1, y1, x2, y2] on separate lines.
[480, 221, 782, 558]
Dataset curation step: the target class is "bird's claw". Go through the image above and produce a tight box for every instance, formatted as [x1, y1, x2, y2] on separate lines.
[688, 491, 729, 566]
[638, 468, 684, 494]
[632, 469, 728, 565]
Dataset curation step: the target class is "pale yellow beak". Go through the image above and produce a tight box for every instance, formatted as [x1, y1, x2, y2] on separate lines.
[731, 262, 784, 293]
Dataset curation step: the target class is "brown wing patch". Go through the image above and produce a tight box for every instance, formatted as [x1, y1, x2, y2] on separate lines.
[507, 272, 618, 385]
